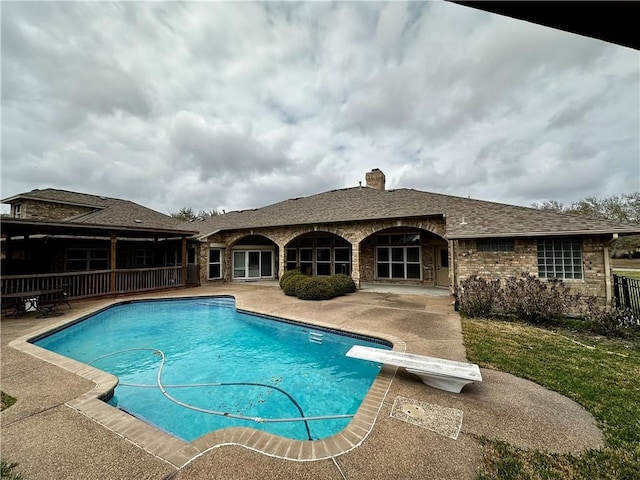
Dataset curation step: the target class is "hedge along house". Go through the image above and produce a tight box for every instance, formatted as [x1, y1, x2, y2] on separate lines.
[1, 189, 198, 299]
[194, 169, 640, 307]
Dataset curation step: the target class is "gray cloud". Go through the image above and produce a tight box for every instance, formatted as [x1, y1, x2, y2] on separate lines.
[1, 1, 638, 217]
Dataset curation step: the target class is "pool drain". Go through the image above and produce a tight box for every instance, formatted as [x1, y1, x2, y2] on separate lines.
[400, 403, 427, 419]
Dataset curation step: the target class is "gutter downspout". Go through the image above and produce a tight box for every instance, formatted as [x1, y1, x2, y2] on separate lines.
[604, 246, 612, 306]
[604, 233, 617, 306]
[449, 239, 456, 296]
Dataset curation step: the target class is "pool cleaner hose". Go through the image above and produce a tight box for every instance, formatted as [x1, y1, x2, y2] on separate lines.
[89, 348, 354, 441]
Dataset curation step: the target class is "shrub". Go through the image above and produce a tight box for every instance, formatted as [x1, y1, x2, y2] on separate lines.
[294, 276, 336, 300]
[282, 272, 305, 297]
[279, 269, 303, 289]
[458, 275, 501, 318]
[331, 274, 356, 296]
[0, 461, 23, 480]
[584, 303, 640, 338]
[498, 274, 574, 324]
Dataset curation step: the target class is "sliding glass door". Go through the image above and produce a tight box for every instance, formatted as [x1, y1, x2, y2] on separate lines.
[232, 250, 274, 279]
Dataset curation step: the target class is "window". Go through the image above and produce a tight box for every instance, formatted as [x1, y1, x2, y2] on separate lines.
[164, 249, 181, 267]
[208, 248, 222, 279]
[377, 233, 421, 246]
[300, 248, 313, 275]
[376, 233, 421, 280]
[286, 237, 352, 276]
[376, 246, 421, 280]
[316, 248, 331, 276]
[477, 239, 515, 252]
[66, 248, 109, 271]
[334, 248, 351, 275]
[286, 248, 297, 271]
[12, 204, 21, 218]
[537, 238, 583, 280]
[135, 249, 153, 267]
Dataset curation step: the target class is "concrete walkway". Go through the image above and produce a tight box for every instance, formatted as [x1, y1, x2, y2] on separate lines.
[1, 284, 603, 479]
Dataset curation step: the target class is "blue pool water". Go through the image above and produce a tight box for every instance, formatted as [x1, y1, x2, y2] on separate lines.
[34, 296, 390, 441]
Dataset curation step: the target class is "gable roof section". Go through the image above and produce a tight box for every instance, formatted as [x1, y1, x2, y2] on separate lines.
[2, 188, 194, 233]
[195, 187, 640, 240]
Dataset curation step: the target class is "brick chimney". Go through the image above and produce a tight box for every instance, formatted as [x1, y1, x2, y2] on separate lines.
[365, 168, 386, 190]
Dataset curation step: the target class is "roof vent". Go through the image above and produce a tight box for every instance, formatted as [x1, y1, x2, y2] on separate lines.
[134, 219, 142, 223]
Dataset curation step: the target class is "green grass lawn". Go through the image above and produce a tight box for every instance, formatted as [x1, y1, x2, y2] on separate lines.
[462, 318, 640, 480]
[614, 270, 640, 280]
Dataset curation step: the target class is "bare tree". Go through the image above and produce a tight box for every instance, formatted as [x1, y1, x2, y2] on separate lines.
[533, 192, 640, 258]
[170, 207, 221, 221]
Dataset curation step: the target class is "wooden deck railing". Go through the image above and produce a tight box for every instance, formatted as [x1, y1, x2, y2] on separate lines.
[1, 267, 185, 300]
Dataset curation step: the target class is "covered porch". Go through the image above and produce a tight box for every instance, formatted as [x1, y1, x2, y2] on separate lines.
[1, 218, 198, 303]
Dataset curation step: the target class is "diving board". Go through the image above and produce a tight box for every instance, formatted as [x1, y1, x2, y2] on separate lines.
[346, 345, 482, 393]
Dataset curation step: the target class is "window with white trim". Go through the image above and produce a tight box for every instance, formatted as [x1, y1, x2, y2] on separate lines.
[12, 204, 21, 218]
[286, 248, 297, 271]
[376, 233, 422, 280]
[537, 238, 583, 280]
[286, 236, 352, 276]
[208, 248, 222, 279]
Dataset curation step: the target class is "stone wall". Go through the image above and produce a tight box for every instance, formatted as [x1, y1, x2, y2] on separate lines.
[198, 216, 448, 286]
[18, 200, 95, 221]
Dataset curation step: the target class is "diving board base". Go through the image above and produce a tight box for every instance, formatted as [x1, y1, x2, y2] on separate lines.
[405, 368, 476, 393]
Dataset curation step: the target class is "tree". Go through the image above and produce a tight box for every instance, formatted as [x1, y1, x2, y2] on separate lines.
[170, 207, 221, 221]
[532, 192, 640, 258]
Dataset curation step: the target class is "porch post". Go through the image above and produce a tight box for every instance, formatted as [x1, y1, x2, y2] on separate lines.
[181, 236, 187, 286]
[351, 241, 361, 289]
[110, 233, 117, 293]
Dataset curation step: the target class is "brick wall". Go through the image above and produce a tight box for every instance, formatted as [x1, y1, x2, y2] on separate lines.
[453, 236, 609, 306]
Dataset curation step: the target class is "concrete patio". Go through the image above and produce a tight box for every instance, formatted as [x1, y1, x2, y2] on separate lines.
[1, 284, 604, 479]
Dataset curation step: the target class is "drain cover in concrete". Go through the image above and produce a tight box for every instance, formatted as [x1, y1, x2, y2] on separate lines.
[391, 396, 463, 440]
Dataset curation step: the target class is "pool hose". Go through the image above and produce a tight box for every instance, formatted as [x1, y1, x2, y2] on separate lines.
[89, 348, 354, 441]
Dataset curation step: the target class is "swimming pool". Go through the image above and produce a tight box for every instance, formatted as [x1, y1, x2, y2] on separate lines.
[34, 296, 390, 441]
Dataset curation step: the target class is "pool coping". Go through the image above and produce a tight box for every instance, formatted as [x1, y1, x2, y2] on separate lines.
[8, 293, 405, 467]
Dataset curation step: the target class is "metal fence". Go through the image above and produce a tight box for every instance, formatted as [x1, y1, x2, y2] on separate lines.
[613, 274, 640, 315]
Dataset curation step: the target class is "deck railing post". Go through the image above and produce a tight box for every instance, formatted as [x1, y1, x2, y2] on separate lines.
[181, 237, 187, 286]
[110, 233, 117, 294]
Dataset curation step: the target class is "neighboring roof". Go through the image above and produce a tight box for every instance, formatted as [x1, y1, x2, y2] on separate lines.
[2, 188, 193, 233]
[452, 1, 640, 51]
[0, 217, 198, 240]
[195, 186, 640, 240]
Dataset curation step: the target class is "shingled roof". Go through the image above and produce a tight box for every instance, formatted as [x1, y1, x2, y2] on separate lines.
[195, 186, 640, 240]
[2, 188, 191, 232]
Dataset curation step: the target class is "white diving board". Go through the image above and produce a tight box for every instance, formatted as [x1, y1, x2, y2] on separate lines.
[346, 345, 482, 393]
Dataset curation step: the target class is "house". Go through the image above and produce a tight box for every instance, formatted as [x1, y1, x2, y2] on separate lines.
[192, 169, 639, 307]
[1, 189, 198, 299]
[2, 170, 639, 307]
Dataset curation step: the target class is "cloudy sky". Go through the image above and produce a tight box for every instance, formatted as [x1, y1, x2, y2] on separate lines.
[2, 1, 638, 216]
